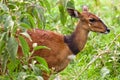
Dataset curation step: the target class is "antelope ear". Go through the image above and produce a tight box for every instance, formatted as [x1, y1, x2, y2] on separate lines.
[67, 8, 80, 18]
[82, 5, 89, 12]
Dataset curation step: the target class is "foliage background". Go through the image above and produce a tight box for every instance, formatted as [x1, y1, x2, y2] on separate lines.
[0, 0, 120, 80]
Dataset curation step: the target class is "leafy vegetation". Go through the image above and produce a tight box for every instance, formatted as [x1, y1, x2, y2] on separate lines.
[0, 0, 120, 80]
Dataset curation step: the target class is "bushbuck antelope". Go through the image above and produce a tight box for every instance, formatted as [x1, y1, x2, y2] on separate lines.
[17, 6, 110, 80]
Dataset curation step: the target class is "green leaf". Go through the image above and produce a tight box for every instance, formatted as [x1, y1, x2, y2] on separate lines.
[58, 3, 67, 25]
[20, 32, 32, 42]
[101, 66, 110, 78]
[25, 13, 36, 28]
[67, 0, 75, 9]
[17, 72, 27, 80]
[34, 6, 46, 29]
[20, 13, 36, 28]
[4, 15, 14, 28]
[8, 3, 17, 9]
[33, 46, 50, 51]
[35, 56, 48, 68]
[27, 4, 46, 29]
[0, 32, 9, 55]
[39, 0, 51, 13]
[20, 22, 32, 29]
[29, 64, 42, 75]
[0, 3, 9, 12]
[36, 76, 43, 80]
[2, 51, 9, 73]
[7, 59, 20, 73]
[35, 56, 50, 73]
[24, 75, 38, 80]
[43, 0, 51, 13]
[7, 37, 18, 61]
[18, 36, 30, 57]
[0, 40, 5, 54]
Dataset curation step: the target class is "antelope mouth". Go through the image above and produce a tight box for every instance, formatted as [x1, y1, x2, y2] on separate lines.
[101, 28, 110, 34]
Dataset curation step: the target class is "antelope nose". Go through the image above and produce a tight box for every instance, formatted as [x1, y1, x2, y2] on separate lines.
[106, 28, 110, 33]
[104, 28, 110, 34]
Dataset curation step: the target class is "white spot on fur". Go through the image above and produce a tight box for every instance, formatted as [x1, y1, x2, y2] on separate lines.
[88, 23, 91, 27]
[52, 67, 55, 71]
[32, 43, 38, 48]
[68, 54, 76, 60]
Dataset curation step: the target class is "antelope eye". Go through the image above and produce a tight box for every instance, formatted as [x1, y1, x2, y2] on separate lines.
[89, 18, 96, 22]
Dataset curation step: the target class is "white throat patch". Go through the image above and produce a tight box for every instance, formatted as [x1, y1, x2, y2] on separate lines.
[68, 54, 76, 60]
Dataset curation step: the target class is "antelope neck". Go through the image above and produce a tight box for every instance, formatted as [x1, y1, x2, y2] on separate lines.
[64, 24, 89, 55]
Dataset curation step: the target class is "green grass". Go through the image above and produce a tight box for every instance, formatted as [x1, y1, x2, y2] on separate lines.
[0, 0, 120, 80]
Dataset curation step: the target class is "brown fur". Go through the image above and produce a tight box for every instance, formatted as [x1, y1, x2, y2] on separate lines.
[17, 6, 110, 80]
[18, 30, 72, 72]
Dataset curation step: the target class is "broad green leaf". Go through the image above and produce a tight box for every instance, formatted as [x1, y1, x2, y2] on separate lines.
[25, 13, 36, 28]
[0, 32, 8, 42]
[0, 12, 6, 23]
[35, 56, 48, 68]
[0, 3, 9, 12]
[39, 0, 44, 7]
[18, 36, 30, 57]
[29, 64, 42, 75]
[58, 3, 67, 25]
[27, 4, 46, 29]
[20, 32, 32, 42]
[37, 64, 50, 74]
[20, 15, 31, 27]
[7, 59, 20, 72]
[35, 56, 50, 73]
[20, 22, 32, 29]
[101, 66, 110, 78]
[7, 3, 17, 9]
[43, 0, 51, 13]
[67, 0, 75, 9]
[17, 72, 27, 80]
[22, 65, 29, 70]
[0, 32, 7, 54]
[0, 40, 5, 54]
[34, 6, 46, 29]
[7, 37, 18, 61]
[25, 75, 40, 80]
[2, 51, 9, 73]
[33, 46, 50, 51]
[20, 13, 36, 28]
[36, 76, 43, 80]
[4, 15, 14, 28]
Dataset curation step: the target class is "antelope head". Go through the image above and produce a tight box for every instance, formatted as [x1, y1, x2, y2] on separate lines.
[67, 6, 110, 34]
